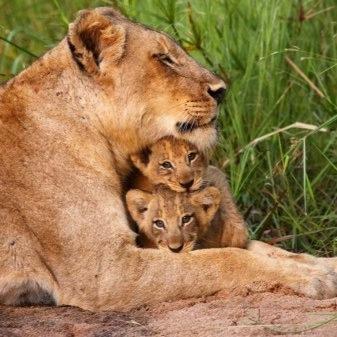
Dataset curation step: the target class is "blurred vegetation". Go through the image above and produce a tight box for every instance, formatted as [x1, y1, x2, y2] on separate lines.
[1, 0, 337, 256]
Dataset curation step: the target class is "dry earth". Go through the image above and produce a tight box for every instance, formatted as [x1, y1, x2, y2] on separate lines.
[1, 291, 337, 337]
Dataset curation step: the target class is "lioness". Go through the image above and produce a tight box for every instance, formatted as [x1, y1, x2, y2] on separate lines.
[0, 7, 336, 311]
[126, 185, 221, 252]
[129, 136, 248, 248]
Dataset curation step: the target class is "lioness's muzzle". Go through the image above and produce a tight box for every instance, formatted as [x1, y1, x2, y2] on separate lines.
[176, 116, 217, 133]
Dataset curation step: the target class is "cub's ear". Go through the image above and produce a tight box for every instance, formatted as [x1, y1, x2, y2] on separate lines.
[126, 189, 153, 224]
[68, 8, 126, 74]
[130, 148, 152, 172]
[190, 186, 221, 223]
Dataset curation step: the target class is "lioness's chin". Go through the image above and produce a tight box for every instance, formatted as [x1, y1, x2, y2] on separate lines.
[154, 116, 217, 150]
[179, 127, 217, 151]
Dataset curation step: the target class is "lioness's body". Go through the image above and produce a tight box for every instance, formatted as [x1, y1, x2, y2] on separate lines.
[0, 8, 336, 311]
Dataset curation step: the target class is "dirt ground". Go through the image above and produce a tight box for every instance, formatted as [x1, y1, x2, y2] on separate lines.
[1, 291, 337, 337]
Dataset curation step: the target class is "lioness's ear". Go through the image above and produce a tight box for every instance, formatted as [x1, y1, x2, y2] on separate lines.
[126, 189, 153, 223]
[68, 8, 126, 74]
[191, 187, 221, 223]
[130, 148, 152, 172]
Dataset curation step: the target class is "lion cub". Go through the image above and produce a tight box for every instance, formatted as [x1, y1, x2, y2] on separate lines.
[126, 185, 221, 252]
[128, 136, 248, 250]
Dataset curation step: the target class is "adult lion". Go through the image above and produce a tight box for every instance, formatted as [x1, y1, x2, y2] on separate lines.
[0, 7, 336, 311]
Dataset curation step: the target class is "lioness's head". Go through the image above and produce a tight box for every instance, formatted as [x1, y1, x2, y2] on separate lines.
[131, 136, 207, 192]
[67, 7, 226, 151]
[126, 185, 220, 253]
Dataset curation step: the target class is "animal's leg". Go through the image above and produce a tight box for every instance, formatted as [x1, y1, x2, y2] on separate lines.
[248, 240, 337, 272]
[61, 244, 337, 311]
[0, 210, 59, 306]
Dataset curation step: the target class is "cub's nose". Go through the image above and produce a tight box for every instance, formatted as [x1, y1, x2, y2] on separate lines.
[207, 81, 227, 104]
[180, 179, 194, 190]
[168, 244, 184, 253]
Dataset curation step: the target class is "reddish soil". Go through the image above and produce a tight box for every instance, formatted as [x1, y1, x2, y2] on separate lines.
[1, 291, 337, 337]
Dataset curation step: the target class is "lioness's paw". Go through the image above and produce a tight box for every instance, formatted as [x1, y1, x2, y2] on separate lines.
[290, 267, 337, 299]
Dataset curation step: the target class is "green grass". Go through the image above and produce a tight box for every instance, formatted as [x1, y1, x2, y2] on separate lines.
[1, 0, 336, 256]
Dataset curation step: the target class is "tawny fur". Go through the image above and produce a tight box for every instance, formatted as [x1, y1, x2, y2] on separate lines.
[201, 166, 248, 249]
[129, 136, 248, 249]
[0, 7, 337, 311]
[126, 185, 221, 252]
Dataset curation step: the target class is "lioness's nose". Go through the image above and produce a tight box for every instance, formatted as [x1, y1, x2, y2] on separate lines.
[207, 81, 227, 104]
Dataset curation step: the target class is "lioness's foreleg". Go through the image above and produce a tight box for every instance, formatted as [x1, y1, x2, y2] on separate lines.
[60, 245, 337, 311]
[249, 240, 337, 273]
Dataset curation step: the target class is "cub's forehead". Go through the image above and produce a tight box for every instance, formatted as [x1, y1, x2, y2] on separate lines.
[152, 188, 194, 215]
[150, 137, 198, 158]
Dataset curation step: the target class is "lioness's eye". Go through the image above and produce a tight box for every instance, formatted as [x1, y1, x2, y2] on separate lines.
[181, 214, 193, 225]
[154, 53, 175, 66]
[187, 152, 198, 162]
[160, 161, 173, 169]
[153, 219, 165, 229]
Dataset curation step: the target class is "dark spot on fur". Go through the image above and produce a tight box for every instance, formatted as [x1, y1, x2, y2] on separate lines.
[139, 147, 152, 166]
[138, 207, 148, 213]
[203, 204, 210, 212]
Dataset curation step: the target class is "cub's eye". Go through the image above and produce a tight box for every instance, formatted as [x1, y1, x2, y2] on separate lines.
[153, 219, 166, 229]
[181, 214, 193, 225]
[155, 53, 175, 66]
[160, 161, 173, 169]
[187, 152, 198, 162]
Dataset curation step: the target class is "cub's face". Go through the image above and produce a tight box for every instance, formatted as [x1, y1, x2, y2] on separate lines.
[131, 137, 207, 192]
[126, 185, 220, 253]
[68, 8, 226, 151]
